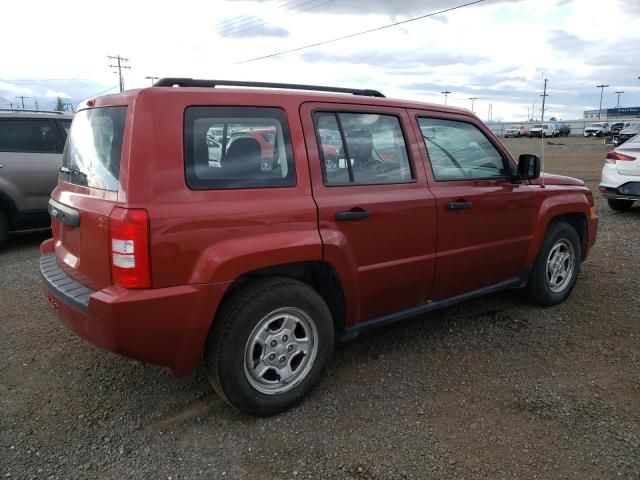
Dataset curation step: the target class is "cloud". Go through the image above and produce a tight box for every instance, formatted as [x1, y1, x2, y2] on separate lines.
[218, 16, 289, 38]
[0, 81, 35, 96]
[243, 0, 489, 16]
[302, 50, 487, 69]
[45, 90, 71, 99]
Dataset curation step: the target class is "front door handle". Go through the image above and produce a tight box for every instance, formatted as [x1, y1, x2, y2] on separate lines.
[446, 201, 473, 211]
[335, 210, 372, 221]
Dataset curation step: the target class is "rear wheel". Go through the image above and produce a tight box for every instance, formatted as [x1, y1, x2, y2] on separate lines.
[0, 211, 8, 249]
[526, 221, 581, 306]
[607, 199, 634, 211]
[205, 277, 334, 416]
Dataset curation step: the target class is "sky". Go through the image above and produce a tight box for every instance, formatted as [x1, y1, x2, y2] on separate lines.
[1, 0, 639, 121]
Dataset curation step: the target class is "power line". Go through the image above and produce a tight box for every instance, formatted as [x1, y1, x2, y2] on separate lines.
[236, 0, 486, 64]
[86, 85, 119, 98]
[108, 55, 130, 93]
[15, 96, 31, 109]
[224, 0, 337, 38]
[215, 0, 303, 34]
[219, 0, 335, 38]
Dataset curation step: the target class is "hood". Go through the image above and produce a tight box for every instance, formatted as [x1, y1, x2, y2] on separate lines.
[529, 173, 585, 186]
[620, 126, 640, 135]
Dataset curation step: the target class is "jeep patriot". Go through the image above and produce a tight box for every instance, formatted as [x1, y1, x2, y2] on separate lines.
[40, 79, 598, 416]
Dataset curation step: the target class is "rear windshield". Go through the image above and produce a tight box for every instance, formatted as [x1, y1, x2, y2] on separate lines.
[61, 107, 127, 191]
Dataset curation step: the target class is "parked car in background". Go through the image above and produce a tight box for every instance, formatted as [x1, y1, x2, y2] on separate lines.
[584, 122, 610, 137]
[529, 123, 559, 137]
[558, 123, 571, 136]
[610, 122, 630, 136]
[614, 122, 640, 146]
[505, 126, 525, 137]
[600, 132, 640, 211]
[40, 79, 598, 416]
[0, 110, 72, 247]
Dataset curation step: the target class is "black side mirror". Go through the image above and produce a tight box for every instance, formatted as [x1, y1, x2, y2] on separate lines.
[518, 154, 541, 180]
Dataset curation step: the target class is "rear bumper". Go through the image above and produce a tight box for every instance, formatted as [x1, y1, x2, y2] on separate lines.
[600, 165, 640, 200]
[40, 243, 229, 376]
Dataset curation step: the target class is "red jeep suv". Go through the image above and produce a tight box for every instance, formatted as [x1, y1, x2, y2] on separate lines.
[40, 79, 598, 416]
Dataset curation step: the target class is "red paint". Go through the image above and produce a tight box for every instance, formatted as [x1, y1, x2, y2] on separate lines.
[41, 86, 598, 375]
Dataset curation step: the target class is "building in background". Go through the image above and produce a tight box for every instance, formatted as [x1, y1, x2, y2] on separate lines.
[584, 107, 640, 120]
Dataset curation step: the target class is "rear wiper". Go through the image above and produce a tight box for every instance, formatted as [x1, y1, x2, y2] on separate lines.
[59, 166, 87, 178]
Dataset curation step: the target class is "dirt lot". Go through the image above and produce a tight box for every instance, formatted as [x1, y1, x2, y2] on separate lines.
[1, 136, 639, 479]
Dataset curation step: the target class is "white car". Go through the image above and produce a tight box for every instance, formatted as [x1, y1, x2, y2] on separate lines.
[505, 126, 525, 137]
[529, 123, 558, 138]
[599, 132, 640, 211]
[584, 122, 610, 137]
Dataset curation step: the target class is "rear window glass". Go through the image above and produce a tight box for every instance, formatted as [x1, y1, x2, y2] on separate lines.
[61, 107, 127, 191]
[184, 107, 295, 190]
[0, 119, 59, 153]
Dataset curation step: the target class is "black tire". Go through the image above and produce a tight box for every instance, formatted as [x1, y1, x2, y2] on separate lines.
[526, 221, 582, 307]
[204, 277, 334, 416]
[607, 199, 634, 211]
[0, 211, 8, 249]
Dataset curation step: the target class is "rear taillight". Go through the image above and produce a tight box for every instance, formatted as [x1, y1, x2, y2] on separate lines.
[108, 207, 151, 288]
[606, 152, 635, 163]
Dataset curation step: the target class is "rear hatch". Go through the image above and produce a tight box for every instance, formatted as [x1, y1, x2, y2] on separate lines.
[616, 135, 640, 176]
[50, 106, 127, 291]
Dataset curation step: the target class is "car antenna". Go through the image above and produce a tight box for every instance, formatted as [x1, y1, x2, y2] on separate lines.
[540, 78, 548, 188]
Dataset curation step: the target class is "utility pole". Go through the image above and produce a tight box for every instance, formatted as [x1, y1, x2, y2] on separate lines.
[15, 96, 31, 109]
[596, 84, 609, 120]
[615, 90, 624, 111]
[527, 107, 530, 121]
[540, 78, 548, 124]
[469, 97, 477, 114]
[145, 76, 159, 85]
[108, 55, 130, 92]
[441, 90, 451, 105]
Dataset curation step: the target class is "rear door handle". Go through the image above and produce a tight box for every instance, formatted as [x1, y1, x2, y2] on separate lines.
[446, 201, 473, 211]
[335, 210, 372, 221]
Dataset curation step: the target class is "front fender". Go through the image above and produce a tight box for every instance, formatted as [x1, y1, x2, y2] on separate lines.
[190, 230, 323, 284]
[524, 189, 591, 266]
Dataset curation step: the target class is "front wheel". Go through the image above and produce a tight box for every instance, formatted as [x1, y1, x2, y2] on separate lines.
[526, 221, 581, 306]
[607, 199, 634, 211]
[205, 277, 334, 416]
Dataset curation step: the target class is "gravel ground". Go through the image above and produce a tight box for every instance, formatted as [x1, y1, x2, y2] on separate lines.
[1, 136, 639, 479]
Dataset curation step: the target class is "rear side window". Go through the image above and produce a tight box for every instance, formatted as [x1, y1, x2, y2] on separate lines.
[0, 119, 59, 153]
[313, 112, 413, 185]
[184, 107, 295, 189]
[418, 117, 508, 181]
[61, 107, 127, 191]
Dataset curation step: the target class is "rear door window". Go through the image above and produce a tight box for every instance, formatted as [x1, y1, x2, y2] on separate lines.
[0, 118, 60, 153]
[313, 112, 413, 185]
[418, 117, 508, 181]
[61, 106, 127, 191]
[184, 107, 295, 189]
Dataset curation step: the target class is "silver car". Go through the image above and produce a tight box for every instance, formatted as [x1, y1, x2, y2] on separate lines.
[0, 110, 72, 247]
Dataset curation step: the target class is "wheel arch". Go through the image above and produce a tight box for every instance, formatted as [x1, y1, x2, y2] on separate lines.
[0, 191, 18, 227]
[218, 261, 347, 333]
[526, 199, 590, 266]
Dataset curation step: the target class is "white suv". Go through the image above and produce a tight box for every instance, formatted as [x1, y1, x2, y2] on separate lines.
[599, 132, 640, 211]
[584, 122, 610, 137]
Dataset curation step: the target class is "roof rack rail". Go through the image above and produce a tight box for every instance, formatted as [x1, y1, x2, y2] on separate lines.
[152, 78, 385, 98]
[0, 108, 68, 115]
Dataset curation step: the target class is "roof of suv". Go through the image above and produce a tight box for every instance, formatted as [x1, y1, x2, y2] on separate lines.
[80, 78, 472, 116]
[0, 110, 73, 120]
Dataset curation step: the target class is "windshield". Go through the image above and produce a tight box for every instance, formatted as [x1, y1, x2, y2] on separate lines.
[61, 107, 127, 191]
[591, 123, 602, 127]
[533, 124, 542, 128]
